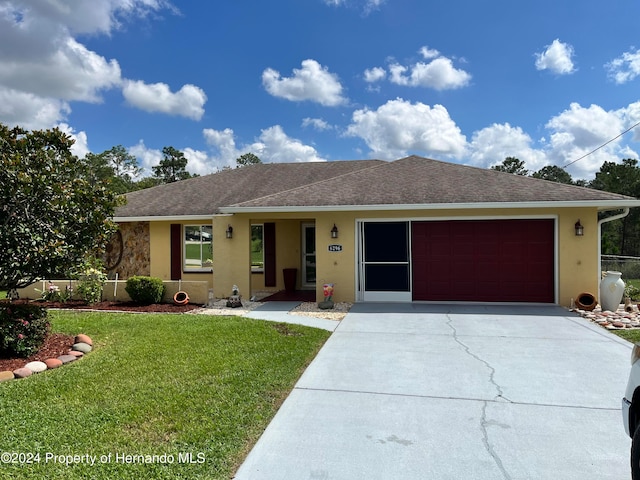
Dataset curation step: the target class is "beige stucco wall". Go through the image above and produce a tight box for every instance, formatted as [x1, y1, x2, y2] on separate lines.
[226, 207, 601, 306]
[132, 206, 603, 306]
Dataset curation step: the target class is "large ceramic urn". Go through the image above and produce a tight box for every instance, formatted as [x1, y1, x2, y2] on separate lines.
[599, 271, 625, 312]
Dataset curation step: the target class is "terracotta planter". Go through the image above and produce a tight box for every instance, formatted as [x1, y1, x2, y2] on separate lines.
[575, 292, 597, 311]
[173, 291, 189, 306]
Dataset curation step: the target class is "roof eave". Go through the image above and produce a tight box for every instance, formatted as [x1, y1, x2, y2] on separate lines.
[220, 199, 640, 214]
[112, 214, 227, 222]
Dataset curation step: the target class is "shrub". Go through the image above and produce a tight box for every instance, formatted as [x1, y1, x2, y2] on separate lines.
[0, 303, 50, 358]
[75, 261, 107, 305]
[125, 276, 166, 305]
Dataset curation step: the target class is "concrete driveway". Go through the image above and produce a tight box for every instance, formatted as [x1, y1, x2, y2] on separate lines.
[234, 304, 633, 480]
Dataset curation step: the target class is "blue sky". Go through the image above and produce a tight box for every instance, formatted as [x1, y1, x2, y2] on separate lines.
[2, 0, 640, 180]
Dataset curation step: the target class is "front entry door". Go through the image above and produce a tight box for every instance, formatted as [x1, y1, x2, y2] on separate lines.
[302, 224, 316, 288]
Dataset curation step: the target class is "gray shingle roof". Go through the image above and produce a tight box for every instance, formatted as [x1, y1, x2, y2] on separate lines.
[115, 156, 639, 218]
[228, 156, 638, 209]
[115, 159, 384, 217]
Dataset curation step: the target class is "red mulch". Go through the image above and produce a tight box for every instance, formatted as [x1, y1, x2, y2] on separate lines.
[0, 333, 76, 372]
[31, 299, 202, 313]
[0, 300, 203, 373]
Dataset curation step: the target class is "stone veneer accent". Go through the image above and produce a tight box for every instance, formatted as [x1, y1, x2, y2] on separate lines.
[106, 222, 150, 279]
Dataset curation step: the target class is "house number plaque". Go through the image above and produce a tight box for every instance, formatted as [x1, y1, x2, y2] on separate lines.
[328, 244, 343, 252]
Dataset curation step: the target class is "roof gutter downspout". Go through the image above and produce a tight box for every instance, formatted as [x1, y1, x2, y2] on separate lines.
[597, 208, 630, 296]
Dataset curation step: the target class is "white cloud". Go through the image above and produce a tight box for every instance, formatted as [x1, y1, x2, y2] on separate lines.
[302, 117, 333, 131]
[543, 102, 627, 178]
[0, 0, 182, 130]
[346, 98, 467, 159]
[57, 122, 90, 159]
[182, 147, 213, 176]
[389, 57, 471, 90]
[535, 39, 576, 75]
[128, 140, 215, 176]
[257, 125, 326, 162]
[262, 59, 346, 106]
[419, 46, 440, 60]
[546, 103, 622, 148]
[0, 36, 121, 102]
[606, 48, 640, 84]
[5, 0, 175, 36]
[128, 140, 163, 175]
[204, 125, 327, 168]
[363, 66, 386, 83]
[464, 102, 637, 180]
[370, 46, 471, 91]
[323, 0, 385, 12]
[122, 80, 207, 120]
[467, 123, 547, 171]
[0, 87, 70, 130]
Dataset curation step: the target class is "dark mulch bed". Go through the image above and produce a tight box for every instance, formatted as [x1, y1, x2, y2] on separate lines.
[30, 299, 202, 313]
[0, 333, 76, 372]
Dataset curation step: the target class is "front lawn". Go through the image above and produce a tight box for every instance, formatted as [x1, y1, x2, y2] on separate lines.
[0, 311, 330, 479]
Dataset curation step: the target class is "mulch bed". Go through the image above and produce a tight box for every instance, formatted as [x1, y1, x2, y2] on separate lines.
[0, 333, 76, 372]
[28, 299, 202, 313]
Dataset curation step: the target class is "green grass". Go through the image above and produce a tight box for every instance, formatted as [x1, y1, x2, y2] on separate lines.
[613, 329, 640, 343]
[0, 311, 330, 479]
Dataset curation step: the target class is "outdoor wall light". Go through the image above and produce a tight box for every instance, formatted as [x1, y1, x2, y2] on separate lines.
[575, 220, 584, 236]
[330, 224, 339, 239]
[226, 225, 233, 239]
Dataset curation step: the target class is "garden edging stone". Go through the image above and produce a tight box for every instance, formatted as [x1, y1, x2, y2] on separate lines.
[0, 334, 92, 382]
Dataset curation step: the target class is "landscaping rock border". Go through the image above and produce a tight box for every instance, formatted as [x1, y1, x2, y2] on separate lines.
[0, 334, 93, 383]
[573, 303, 640, 329]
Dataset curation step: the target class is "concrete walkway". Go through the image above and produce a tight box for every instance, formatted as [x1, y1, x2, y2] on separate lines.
[234, 303, 633, 480]
[245, 301, 340, 331]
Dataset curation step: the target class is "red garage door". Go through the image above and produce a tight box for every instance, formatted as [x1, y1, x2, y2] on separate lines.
[411, 219, 555, 303]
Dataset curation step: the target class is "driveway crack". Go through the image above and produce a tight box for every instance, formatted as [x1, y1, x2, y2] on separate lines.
[446, 313, 512, 480]
[445, 314, 510, 402]
[481, 401, 512, 480]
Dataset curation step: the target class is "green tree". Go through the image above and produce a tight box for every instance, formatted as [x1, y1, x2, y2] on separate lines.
[236, 153, 262, 167]
[0, 124, 119, 292]
[490, 157, 529, 175]
[590, 159, 640, 255]
[133, 176, 163, 190]
[531, 165, 574, 184]
[152, 146, 196, 183]
[84, 145, 141, 194]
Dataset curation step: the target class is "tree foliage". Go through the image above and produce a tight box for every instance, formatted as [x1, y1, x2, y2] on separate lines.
[152, 146, 197, 183]
[490, 157, 529, 176]
[531, 165, 574, 184]
[236, 153, 262, 167]
[0, 124, 119, 290]
[84, 145, 141, 194]
[590, 159, 640, 255]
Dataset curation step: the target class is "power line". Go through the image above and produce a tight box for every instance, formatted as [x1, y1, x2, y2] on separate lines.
[562, 120, 640, 169]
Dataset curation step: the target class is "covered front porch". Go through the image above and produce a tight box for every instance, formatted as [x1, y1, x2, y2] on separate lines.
[213, 214, 349, 303]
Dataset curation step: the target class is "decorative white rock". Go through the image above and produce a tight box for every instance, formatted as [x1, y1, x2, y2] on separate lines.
[24, 361, 47, 373]
[600, 271, 625, 312]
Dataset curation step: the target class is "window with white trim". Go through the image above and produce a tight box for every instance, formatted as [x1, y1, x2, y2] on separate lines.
[184, 225, 213, 271]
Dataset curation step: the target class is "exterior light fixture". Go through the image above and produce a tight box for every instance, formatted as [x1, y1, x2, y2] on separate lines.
[330, 224, 339, 239]
[226, 225, 233, 239]
[575, 220, 584, 236]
